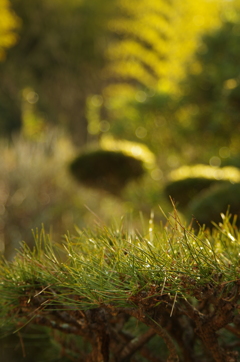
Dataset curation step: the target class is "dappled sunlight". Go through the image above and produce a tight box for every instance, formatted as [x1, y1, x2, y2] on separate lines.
[0, 0, 20, 60]
[105, 0, 225, 94]
[169, 164, 240, 182]
[100, 135, 156, 167]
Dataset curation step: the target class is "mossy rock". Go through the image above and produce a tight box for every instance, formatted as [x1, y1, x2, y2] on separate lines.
[164, 177, 219, 209]
[188, 182, 240, 228]
[69, 149, 145, 195]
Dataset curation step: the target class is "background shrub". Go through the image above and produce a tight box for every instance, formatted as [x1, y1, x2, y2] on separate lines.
[165, 164, 240, 212]
[164, 177, 218, 209]
[0, 132, 170, 260]
[69, 149, 145, 195]
[188, 182, 240, 228]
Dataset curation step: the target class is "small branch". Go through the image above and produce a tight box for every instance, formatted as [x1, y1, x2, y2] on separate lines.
[225, 324, 240, 337]
[118, 328, 155, 361]
[126, 309, 179, 362]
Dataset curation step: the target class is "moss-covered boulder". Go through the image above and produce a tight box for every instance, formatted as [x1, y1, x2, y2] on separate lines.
[69, 149, 145, 195]
[188, 182, 240, 228]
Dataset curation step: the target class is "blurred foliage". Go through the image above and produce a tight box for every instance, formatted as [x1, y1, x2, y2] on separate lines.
[106, 91, 184, 172]
[106, 3, 240, 168]
[97, 0, 226, 158]
[0, 0, 226, 143]
[178, 18, 240, 158]
[0, 0, 239, 254]
[0, 0, 19, 60]
[0, 0, 114, 141]
[0, 131, 78, 259]
[0, 131, 170, 260]
[0, 132, 103, 258]
[1, 0, 240, 259]
[188, 182, 240, 228]
[104, 0, 223, 95]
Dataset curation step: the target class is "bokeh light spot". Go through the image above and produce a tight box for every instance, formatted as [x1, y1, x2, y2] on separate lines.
[209, 156, 221, 167]
[151, 168, 163, 181]
[26, 91, 39, 104]
[91, 95, 103, 107]
[135, 91, 147, 103]
[135, 126, 147, 139]
[224, 78, 238, 90]
[100, 121, 110, 132]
